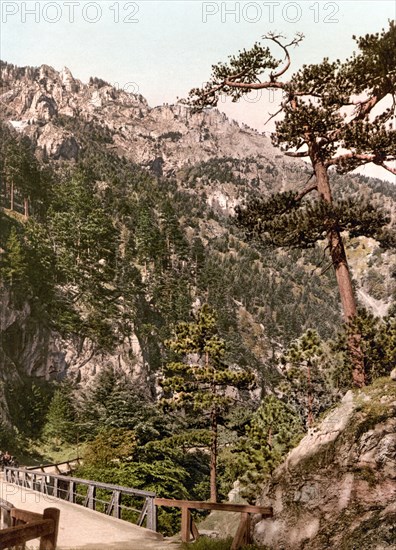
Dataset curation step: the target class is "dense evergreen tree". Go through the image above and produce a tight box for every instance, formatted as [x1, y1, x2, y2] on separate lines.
[0, 123, 44, 216]
[231, 395, 303, 500]
[280, 329, 338, 428]
[161, 304, 254, 502]
[83, 428, 137, 467]
[334, 311, 396, 384]
[42, 384, 77, 446]
[2, 227, 30, 291]
[186, 22, 396, 387]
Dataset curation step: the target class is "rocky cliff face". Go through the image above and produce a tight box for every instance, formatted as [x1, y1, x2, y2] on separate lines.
[254, 378, 396, 549]
[0, 286, 153, 394]
[1, 61, 288, 178]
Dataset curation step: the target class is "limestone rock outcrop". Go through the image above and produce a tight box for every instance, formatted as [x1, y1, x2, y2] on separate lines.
[37, 123, 79, 160]
[254, 380, 396, 550]
[0, 287, 152, 404]
[0, 61, 290, 187]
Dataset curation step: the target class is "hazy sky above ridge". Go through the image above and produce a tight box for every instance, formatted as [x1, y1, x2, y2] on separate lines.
[1, 0, 395, 181]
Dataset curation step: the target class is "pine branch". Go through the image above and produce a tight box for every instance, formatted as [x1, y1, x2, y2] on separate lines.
[262, 32, 304, 80]
[295, 180, 317, 201]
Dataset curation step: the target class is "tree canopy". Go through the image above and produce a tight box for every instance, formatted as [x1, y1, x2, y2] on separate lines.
[185, 22, 396, 387]
[161, 304, 254, 501]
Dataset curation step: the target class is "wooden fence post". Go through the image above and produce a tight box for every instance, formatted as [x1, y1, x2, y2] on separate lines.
[146, 497, 157, 532]
[85, 485, 96, 510]
[39, 508, 60, 550]
[53, 478, 59, 498]
[181, 505, 191, 543]
[68, 481, 76, 503]
[231, 512, 250, 550]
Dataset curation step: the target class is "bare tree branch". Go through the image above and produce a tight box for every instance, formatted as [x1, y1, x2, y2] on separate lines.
[262, 32, 304, 80]
[223, 80, 284, 90]
[325, 153, 377, 167]
[263, 106, 284, 126]
[285, 151, 309, 158]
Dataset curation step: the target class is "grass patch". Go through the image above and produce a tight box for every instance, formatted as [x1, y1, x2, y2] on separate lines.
[349, 377, 396, 441]
[22, 441, 83, 467]
[181, 538, 267, 550]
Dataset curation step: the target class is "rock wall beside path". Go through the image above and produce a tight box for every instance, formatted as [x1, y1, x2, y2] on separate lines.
[253, 377, 396, 550]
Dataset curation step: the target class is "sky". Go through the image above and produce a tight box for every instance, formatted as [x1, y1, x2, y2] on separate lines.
[1, 0, 395, 180]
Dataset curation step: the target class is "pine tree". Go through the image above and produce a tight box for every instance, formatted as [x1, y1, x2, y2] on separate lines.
[42, 385, 77, 446]
[333, 310, 396, 384]
[2, 227, 29, 291]
[161, 304, 254, 502]
[0, 126, 42, 216]
[82, 428, 137, 467]
[280, 329, 337, 428]
[234, 395, 303, 500]
[185, 23, 396, 387]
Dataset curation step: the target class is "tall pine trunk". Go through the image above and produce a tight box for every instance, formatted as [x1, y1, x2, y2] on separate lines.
[24, 197, 29, 218]
[10, 181, 14, 211]
[313, 159, 365, 387]
[210, 407, 218, 503]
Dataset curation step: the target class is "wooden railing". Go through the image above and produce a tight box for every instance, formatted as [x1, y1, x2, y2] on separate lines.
[26, 458, 81, 475]
[0, 500, 13, 531]
[155, 498, 273, 550]
[4, 466, 157, 531]
[0, 499, 60, 550]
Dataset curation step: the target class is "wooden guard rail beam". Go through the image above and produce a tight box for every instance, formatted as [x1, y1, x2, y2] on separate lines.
[0, 507, 60, 550]
[155, 498, 273, 550]
[26, 458, 81, 475]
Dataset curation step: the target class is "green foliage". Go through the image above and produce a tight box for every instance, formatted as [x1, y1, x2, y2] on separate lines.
[78, 435, 190, 533]
[279, 329, 340, 427]
[1, 227, 30, 291]
[333, 311, 396, 384]
[42, 384, 78, 446]
[0, 121, 48, 215]
[82, 428, 137, 466]
[236, 195, 392, 250]
[162, 304, 255, 501]
[5, 378, 52, 439]
[182, 539, 234, 550]
[185, 39, 281, 109]
[77, 366, 174, 443]
[162, 304, 254, 414]
[229, 395, 303, 500]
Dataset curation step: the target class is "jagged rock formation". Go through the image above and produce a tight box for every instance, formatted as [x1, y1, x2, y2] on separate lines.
[1, 61, 290, 177]
[254, 378, 396, 549]
[0, 287, 152, 390]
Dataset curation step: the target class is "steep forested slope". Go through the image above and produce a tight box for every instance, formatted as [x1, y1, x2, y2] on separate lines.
[0, 61, 395, 452]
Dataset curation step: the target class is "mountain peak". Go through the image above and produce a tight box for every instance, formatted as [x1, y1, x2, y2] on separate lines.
[0, 60, 282, 173]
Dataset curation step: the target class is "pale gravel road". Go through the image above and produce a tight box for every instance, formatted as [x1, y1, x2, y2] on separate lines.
[0, 480, 181, 549]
